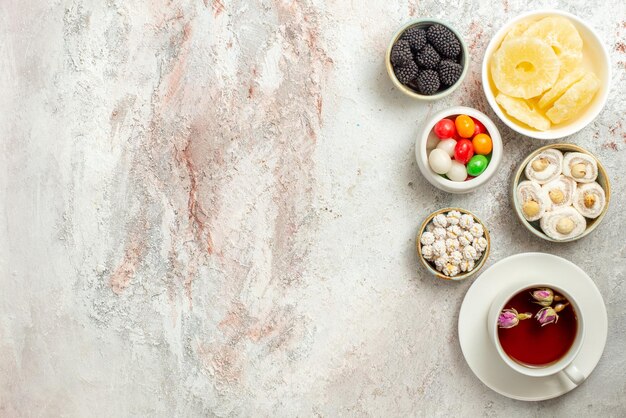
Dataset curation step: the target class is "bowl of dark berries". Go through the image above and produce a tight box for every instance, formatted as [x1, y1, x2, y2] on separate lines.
[386, 19, 469, 100]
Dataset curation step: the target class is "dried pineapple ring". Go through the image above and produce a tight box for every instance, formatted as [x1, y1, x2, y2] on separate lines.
[546, 73, 600, 124]
[525, 149, 563, 184]
[491, 37, 560, 99]
[541, 175, 576, 210]
[562, 152, 598, 183]
[523, 16, 583, 75]
[540, 207, 586, 241]
[517, 180, 551, 222]
[573, 182, 606, 219]
[495, 93, 551, 131]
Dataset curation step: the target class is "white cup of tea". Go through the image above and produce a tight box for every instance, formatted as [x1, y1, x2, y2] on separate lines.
[487, 282, 585, 384]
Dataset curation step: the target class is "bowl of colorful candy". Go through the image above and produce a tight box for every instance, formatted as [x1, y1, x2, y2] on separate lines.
[415, 106, 503, 193]
[386, 19, 469, 100]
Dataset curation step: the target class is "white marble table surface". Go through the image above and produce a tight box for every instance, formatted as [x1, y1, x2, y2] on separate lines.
[1, 0, 625, 416]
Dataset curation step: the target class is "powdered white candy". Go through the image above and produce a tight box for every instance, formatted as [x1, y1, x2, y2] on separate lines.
[542, 175, 576, 210]
[449, 250, 463, 265]
[420, 231, 435, 246]
[432, 240, 446, 257]
[447, 160, 468, 182]
[429, 149, 452, 175]
[573, 182, 605, 219]
[446, 225, 462, 239]
[517, 180, 551, 222]
[473, 237, 488, 252]
[421, 245, 434, 261]
[469, 223, 484, 238]
[432, 214, 448, 228]
[540, 207, 586, 241]
[436, 138, 457, 157]
[443, 263, 460, 277]
[462, 231, 474, 244]
[447, 210, 462, 225]
[434, 255, 449, 271]
[459, 214, 475, 229]
[463, 245, 477, 261]
[458, 235, 471, 247]
[562, 152, 598, 183]
[433, 226, 447, 240]
[524, 149, 563, 184]
[460, 258, 475, 272]
[445, 238, 460, 252]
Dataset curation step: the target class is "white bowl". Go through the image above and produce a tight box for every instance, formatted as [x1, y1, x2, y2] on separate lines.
[416, 106, 503, 194]
[482, 10, 611, 140]
[386, 18, 469, 101]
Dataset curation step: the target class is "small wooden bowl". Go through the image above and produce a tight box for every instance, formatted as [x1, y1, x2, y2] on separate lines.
[416, 207, 491, 281]
[512, 143, 611, 242]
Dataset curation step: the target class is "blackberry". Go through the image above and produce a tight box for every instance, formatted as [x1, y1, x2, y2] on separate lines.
[415, 43, 441, 70]
[416, 70, 440, 95]
[438, 59, 463, 86]
[426, 24, 461, 58]
[393, 60, 419, 85]
[400, 27, 427, 52]
[390, 39, 413, 67]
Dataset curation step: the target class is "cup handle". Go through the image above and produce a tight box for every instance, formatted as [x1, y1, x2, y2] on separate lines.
[563, 364, 585, 385]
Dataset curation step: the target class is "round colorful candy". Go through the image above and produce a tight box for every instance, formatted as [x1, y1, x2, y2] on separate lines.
[434, 119, 456, 139]
[471, 117, 487, 136]
[454, 139, 474, 164]
[472, 133, 493, 155]
[455, 115, 475, 138]
[428, 149, 452, 174]
[467, 155, 489, 176]
[436, 138, 457, 157]
[447, 160, 468, 182]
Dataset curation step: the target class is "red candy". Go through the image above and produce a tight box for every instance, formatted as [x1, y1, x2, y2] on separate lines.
[454, 139, 474, 164]
[434, 119, 456, 139]
[471, 117, 487, 136]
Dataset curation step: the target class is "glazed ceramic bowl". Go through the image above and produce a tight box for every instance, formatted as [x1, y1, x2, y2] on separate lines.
[416, 106, 503, 193]
[482, 10, 611, 140]
[512, 143, 611, 242]
[417, 207, 491, 281]
[386, 18, 469, 100]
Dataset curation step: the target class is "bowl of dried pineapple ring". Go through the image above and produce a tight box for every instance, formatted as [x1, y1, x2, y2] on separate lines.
[482, 10, 610, 139]
[512, 143, 610, 242]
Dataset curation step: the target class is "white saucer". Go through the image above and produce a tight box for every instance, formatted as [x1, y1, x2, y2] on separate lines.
[458, 252, 607, 401]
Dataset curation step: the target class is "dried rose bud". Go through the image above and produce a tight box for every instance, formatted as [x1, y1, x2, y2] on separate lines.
[535, 306, 559, 327]
[498, 308, 532, 329]
[530, 288, 554, 307]
[553, 303, 569, 313]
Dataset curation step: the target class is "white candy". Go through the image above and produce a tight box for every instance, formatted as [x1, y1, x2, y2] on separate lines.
[460, 258, 475, 272]
[469, 223, 484, 238]
[447, 160, 468, 182]
[432, 240, 446, 257]
[420, 231, 435, 246]
[462, 231, 474, 244]
[459, 214, 475, 229]
[449, 250, 463, 265]
[443, 263, 460, 277]
[433, 226, 447, 240]
[432, 214, 448, 228]
[446, 225, 462, 239]
[463, 245, 477, 261]
[474, 237, 488, 252]
[421, 245, 434, 261]
[434, 255, 449, 271]
[445, 238, 460, 252]
[429, 149, 452, 175]
[458, 235, 471, 247]
[436, 139, 457, 157]
[447, 210, 462, 225]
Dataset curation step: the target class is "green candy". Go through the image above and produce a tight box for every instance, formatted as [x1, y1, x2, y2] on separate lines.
[467, 155, 489, 176]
